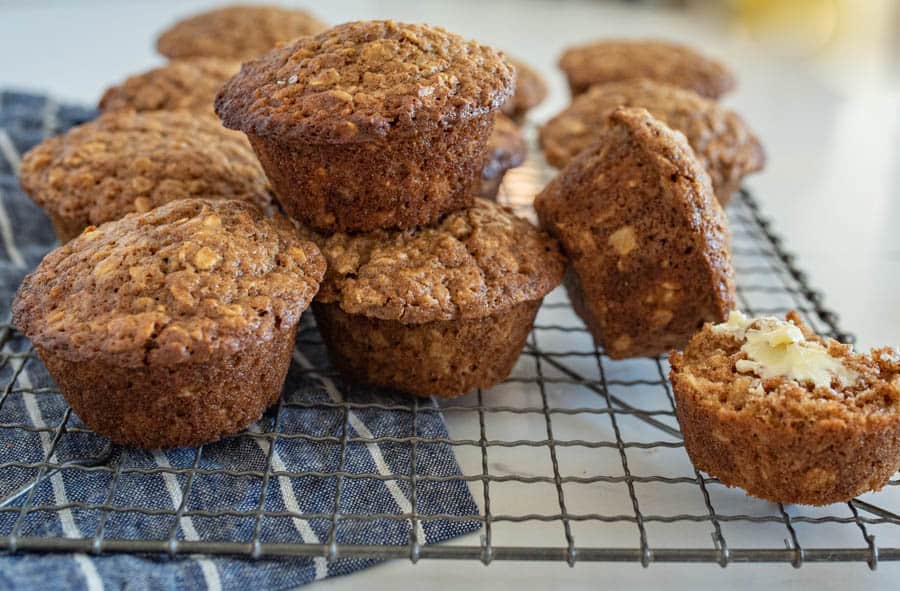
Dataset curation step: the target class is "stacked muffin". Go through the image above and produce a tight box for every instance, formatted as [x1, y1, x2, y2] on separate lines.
[215, 20, 565, 398]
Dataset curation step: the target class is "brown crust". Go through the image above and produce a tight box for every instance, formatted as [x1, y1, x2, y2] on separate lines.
[500, 57, 548, 122]
[247, 115, 491, 233]
[99, 58, 241, 116]
[481, 113, 527, 199]
[670, 314, 900, 505]
[156, 4, 327, 61]
[534, 107, 735, 358]
[301, 198, 565, 325]
[19, 110, 272, 242]
[12, 199, 325, 368]
[215, 20, 515, 143]
[559, 39, 735, 99]
[37, 328, 294, 448]
[313, 299, 541, 398]
[539, 79, 765, 205]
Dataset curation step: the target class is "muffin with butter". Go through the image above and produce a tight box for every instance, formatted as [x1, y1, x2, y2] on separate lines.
[671, 311, 900, 505]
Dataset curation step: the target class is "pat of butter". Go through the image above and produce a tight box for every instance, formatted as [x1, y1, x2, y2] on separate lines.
[713, 312, 858, 388]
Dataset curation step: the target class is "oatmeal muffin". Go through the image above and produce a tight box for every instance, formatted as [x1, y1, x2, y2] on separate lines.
[671, 311, 900, 505]
[540, 80, 765, 205]
[99, 58, 240, 116]
[559, 39, 735, 99]
[19, 110, 272, 243]
[12, 199, 325, 449]
[481, 114, 527, 200]
[534, 107, 735, 359]
[500, 57, 548, 123]
[302, 199, 565, 398]
[156, 4, 327, 61]
[216, 20, 516, 233]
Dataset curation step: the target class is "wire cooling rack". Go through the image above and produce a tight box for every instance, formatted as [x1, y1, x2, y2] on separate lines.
[1, 131, 899, 569]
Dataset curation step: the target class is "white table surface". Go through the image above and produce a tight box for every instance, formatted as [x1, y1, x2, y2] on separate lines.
[2, 0, 899, 589]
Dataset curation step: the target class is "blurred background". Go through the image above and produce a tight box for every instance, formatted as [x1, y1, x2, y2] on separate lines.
[1, 0, 899, 349]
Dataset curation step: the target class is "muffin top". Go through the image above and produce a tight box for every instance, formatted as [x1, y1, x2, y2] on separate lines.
[539, 79, 764, 198]
[535, 107, 735, 358]
[302, 198, 565, 324]
[215, 20, 516, 143]
[483, 113, 527, 181]
[559, 39, 735, 99]
[99, 59, 241, 115]
[20, 110, 272, 229]
[672, 311, 900, 423]
[156, 4, 327, 61]
[13, 199, 325, 367]
[500, 57, 548, 119]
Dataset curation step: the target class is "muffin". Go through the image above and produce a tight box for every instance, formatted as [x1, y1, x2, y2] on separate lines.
[540, 79, 765, 205]
[481, 114, 527, 200]
[12, 199, 325, 449]
[500, 57, 548, 123]
[534, 107, 735, 359]
[215, 20, 516, 233]
[559, 39, 735, 99]
[302, 199, 565, 398]
[156, 4, 327, 61]
[19, 110, 272, 243]
[671, 311, 900, 505]
[99, 58, 240, 116]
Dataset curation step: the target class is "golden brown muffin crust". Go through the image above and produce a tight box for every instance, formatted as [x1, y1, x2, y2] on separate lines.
[301, 198, 565, 325]
[156, 4, 327, 61]
[559, 39, 735, 99]
[19, 110, 272, 231]
[540, 79, 765, 204]
[535, 107, 735, 358]
[483, 113, 527, 182]
[13, 199, 325, 368]
[501, 57, 548, 121]
[215, 20, 516, 142]
[670, 313, 900, 505]
[99, 58, 241, 115]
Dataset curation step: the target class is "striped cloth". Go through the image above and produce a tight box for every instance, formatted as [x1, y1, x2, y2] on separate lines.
[0, 90, 481, 590]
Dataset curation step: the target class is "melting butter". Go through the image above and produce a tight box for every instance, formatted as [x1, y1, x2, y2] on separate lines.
[712, 312, 858, 388]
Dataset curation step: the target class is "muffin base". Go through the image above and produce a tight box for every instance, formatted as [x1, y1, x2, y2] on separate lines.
[313, 300, 541, 398]
[247, 115, 494, 233]
[37, 325, 297, 448]
[671, 368, 900, 505]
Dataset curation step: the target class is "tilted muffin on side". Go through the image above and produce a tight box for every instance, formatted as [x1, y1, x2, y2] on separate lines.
[481, 113, 528, 200]
[671, 311, 900, 505]
[500, 57, 548, 124]
[157, 4, 327, 61]
[12, 199, 325, 449]
[301, 199, 565, 398]
[559, 39, 735, 99]
[535, 107, 735, 359]
[216, 20, 516, 233]
[99, 58, 240, 115]
[540, 79, 765, 205]
[19, 110, 272, 243]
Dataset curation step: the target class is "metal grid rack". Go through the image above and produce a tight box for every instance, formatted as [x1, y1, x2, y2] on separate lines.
[1, 140, 899, 569]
